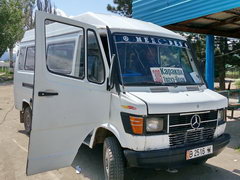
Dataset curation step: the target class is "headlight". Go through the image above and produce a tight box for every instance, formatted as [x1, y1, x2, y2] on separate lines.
[218, 109, 226, 122]
[146, 117, 164, 132]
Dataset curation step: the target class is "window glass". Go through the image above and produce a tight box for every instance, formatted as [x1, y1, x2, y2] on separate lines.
[73, 35, 85, 79]
[87, 30, 105, 83]
[25, 47, 35, 71]
[18, 47, 26, 70]
[114, 34, 203, 86]
[47, 41, 75, 75]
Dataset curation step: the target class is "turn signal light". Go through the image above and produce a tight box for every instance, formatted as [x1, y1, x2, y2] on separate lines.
[129, 116, 143, 135]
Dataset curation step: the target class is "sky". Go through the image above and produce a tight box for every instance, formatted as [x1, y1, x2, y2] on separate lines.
[52, 0, 114, 17]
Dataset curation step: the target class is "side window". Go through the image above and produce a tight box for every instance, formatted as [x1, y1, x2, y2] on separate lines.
[25, 47, 35, 71]
[87, 30, 105, 84]
[73, 35, 85, 79]
[18, 47, 26, 70]
[47, 41, 75, 75]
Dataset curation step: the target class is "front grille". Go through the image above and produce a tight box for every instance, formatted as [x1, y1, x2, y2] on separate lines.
[169, 110, 218, 133]
[169, 128, 215, 147]
[168, 110, 217, 147]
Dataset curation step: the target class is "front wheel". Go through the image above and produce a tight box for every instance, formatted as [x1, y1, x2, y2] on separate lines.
[23, 106, 32, 134]
[103, 137, 124, 180]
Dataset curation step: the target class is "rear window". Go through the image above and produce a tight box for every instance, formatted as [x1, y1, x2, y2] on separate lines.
[25, 47, 35, 71]
[47, 41, 75, 75]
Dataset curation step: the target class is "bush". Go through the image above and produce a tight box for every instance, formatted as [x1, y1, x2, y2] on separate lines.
[0, 71, 13, 82]
[236, 146, 240, 152]
[235, 79, 240, 88]
[226, 71, 240, 79]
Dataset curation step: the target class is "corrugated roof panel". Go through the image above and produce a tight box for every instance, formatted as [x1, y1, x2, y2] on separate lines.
[208, 12, 235, 20]
[189, 19, 216, 27]
[217, 24, 240, 30]
[235, 20, 240, 25]
[133, 0, 240, 26]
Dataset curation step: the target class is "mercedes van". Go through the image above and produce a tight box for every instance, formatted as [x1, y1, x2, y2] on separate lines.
[14, 11, 230, 180]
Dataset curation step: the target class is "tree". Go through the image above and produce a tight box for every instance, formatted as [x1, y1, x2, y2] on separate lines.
[107, 0, 132, 17]
[36, 0, 56, 15]
[0, 0, 25, 57]
[24, 0, 57, 30]
[185, 33, 240, 90]
[215, 37, 240, 89]
[0, 0, 57, 61]
[22, 0, 35, 30]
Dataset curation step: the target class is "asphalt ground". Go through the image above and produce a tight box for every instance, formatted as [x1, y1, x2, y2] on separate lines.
[0, 82, 240, 180]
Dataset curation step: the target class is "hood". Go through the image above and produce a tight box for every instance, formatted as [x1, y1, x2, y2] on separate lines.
[130, 89, 227, 114]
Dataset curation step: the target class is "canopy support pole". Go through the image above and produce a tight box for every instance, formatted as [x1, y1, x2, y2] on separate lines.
[205, 35, 215, 90]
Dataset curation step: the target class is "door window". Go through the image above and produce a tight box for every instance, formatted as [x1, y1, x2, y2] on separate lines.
[87, 30, 105, 84]
[45, 20, 84, 79]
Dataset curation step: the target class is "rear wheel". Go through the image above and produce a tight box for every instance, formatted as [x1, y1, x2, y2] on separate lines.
[103, 137, 124, 180]
[23, 106, 32, 134]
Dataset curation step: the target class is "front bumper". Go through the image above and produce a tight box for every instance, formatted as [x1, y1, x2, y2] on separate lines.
[124, 133, 230, 169]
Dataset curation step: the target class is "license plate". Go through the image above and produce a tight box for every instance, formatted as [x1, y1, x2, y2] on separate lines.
[186, 145, 213, 160]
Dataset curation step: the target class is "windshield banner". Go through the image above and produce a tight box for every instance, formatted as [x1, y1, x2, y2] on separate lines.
[114, 34, 188, 48]
[151, 67, 186, 83]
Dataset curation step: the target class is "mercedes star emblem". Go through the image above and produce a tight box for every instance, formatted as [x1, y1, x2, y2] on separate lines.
[190, 114, 201, 129]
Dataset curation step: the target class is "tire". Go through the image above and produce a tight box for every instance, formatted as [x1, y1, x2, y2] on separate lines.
[103, 137, 124, 180]
[23, 106, 32, 134]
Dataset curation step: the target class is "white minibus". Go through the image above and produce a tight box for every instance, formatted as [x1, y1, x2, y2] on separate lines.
[14, 11, 230, 180]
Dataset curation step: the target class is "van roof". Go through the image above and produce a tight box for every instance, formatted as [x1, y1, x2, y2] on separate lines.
[21, 12, 184, 43]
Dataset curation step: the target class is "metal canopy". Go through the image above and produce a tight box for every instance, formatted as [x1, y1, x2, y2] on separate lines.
[133, 0, 240, 38]
[165, 8, 240, 38]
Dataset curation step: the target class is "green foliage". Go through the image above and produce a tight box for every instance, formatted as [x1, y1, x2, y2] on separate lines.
[185, 33, 206, 61]
[0, 0, 57, 58]
[107, 0, 132, 17]
[185, 33, 240, 90]
[22, 0, 35, 30]
[235, 79, 240, 88]
[23, 0, 57, 30]
[236, 146, 240, 152]
[0, 0, 25, 56]
[0, 70, 13, 82]
[36, 0, 56, 14]
[226, 71, 240, 79]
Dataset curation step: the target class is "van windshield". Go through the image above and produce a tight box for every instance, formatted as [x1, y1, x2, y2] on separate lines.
[114, 34, 203, 86]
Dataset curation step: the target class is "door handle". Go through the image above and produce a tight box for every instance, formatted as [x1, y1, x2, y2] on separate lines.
[38, 91, 59, 96]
